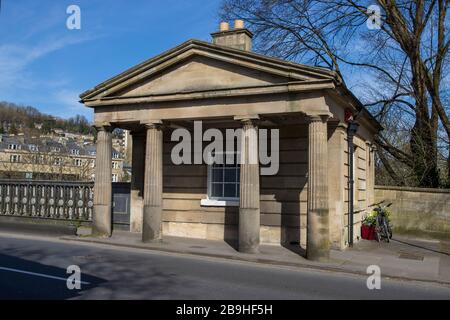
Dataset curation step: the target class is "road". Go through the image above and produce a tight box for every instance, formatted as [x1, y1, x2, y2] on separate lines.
[0, 234, 449, 299]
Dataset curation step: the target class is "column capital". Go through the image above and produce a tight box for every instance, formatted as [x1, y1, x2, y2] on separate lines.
[142, 120, 163, 130]
[93, 122, 113, 132]
[305, 114, 330, 123]
[234, 115, 259, 127]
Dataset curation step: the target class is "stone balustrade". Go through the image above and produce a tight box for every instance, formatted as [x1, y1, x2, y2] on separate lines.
[0, 179, 94, 221]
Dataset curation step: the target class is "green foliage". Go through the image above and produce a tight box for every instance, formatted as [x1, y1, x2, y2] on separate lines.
[444, 176, 450, 189]
[42, 119, 56, 133]
[384, 208, 392, 222]
[362, 212, 377, 226]
[121, 170, 131, 183]
[9, 123, 18, 135]
[362, 208, 392, 226]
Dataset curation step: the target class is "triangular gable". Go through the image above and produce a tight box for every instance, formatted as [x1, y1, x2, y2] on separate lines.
[113, 54, 294, 97]
[80, 40, 337, 102]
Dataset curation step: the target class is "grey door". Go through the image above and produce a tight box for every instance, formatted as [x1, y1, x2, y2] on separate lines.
[112, 183, 130, 226]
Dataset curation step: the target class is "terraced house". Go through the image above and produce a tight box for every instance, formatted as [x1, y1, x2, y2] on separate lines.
[80, 21, 382, 260]
[0, 134, 125, 182]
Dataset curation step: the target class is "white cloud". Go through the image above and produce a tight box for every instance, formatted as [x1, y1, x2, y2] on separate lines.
[53, 89, 93, 120]
[0, 35, 94, 90]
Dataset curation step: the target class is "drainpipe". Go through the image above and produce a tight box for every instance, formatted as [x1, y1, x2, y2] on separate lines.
[347, 121, 359, 247]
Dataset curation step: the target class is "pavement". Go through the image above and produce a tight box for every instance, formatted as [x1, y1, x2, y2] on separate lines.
[61, 229, 450, 286]
[1, 233, 450, 299]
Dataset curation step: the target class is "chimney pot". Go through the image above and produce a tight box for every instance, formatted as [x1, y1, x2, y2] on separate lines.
[219, 22, 230, 32]
[234, 19, 244, 29]
[212, 20, 253, 51]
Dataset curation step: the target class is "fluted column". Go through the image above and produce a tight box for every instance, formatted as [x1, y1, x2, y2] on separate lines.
[93, 124, 113, 237]
[142, 122, 163, 242]
[239, 118, 260, 253]
[130, 131, 146, 233]
[307, 115, 330, 260]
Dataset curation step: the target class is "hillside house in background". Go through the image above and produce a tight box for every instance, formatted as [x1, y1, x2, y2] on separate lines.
[0, 134, 126, 182]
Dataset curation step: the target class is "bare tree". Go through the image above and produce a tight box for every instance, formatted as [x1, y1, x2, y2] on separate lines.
[221, 0, 449, 187]
[0, 157, 19, 179]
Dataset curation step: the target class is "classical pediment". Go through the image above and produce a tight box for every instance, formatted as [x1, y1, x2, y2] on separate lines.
[115, 55, 291, 97]
[80, 40, 337, 104]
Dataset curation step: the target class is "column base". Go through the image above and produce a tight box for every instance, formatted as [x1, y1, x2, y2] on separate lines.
[306, 209, 330, 261]
[306, 249, 330, 262]
[238, 208, 260, 253]
[142, 205, 162, 242]
[92, 204, 112, 237]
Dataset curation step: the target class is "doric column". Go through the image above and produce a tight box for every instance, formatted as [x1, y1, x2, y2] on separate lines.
[142, 122, 163, 242]
[306, 115, 330, 260]
[238, 118, 260, 253]
[93, 124, 113, 237]
[130, 130, 146, 233]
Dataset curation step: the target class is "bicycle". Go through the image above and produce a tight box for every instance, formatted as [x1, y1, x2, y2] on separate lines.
[369, 201, 393, 243]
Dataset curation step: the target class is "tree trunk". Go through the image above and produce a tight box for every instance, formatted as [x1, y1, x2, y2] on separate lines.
[410, 119, 439, 187]
[409, 54, 440, 188]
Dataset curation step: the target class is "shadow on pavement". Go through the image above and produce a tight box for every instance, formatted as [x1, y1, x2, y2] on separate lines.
[0, 253, 105, 299]
[0, 220, 77, 237]
[391, 238, 450, 257]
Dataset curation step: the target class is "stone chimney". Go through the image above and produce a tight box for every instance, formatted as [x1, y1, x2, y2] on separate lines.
[211, 20, 253, 51]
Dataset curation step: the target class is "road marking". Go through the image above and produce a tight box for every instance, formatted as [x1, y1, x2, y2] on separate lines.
[0, 267, 90, 285]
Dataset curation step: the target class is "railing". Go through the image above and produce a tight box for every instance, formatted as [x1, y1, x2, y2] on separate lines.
[0, 179, 94, 221]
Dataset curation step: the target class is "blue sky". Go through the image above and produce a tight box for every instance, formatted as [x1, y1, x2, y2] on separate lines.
[0, 0, 222, 120]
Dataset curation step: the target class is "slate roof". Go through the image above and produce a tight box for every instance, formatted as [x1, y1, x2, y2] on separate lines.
[0, 135, 123, 158]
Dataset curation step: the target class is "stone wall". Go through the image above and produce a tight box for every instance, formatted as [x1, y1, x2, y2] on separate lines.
[343, 134, 373, 246]
[161, 125, 308, 246]
[374, 186, 450, 239]
[161, 124, 378, 249]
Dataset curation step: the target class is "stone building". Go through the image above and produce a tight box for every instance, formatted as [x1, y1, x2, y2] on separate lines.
[0, 134, 125, 182]
[80, 21, 382, 260]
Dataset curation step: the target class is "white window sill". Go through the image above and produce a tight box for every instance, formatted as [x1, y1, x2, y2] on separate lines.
[200, 198, 239, 207]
